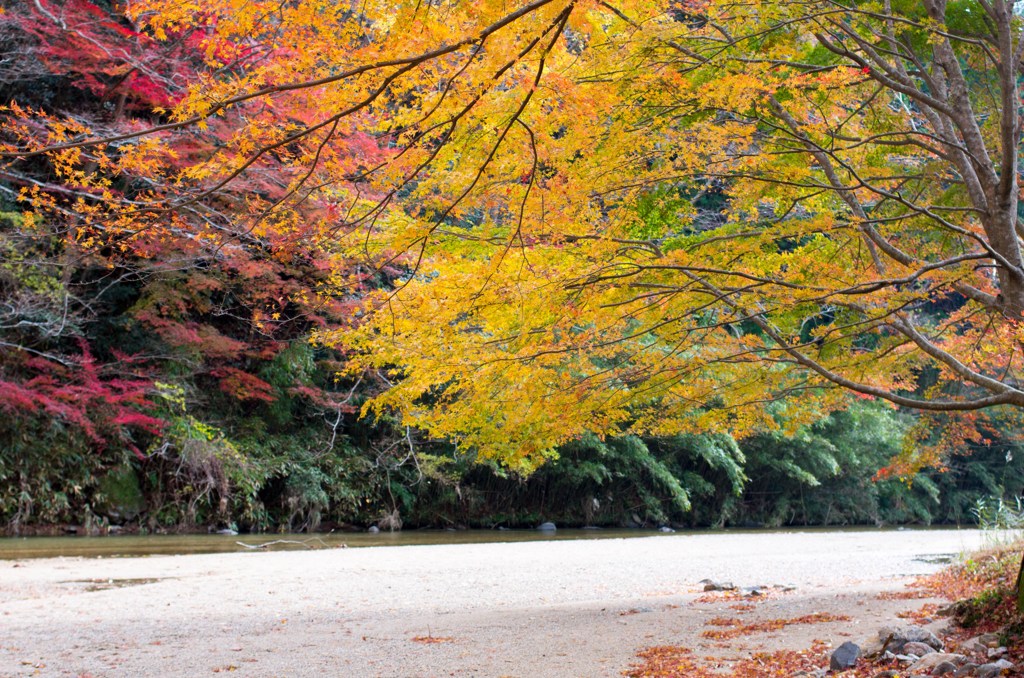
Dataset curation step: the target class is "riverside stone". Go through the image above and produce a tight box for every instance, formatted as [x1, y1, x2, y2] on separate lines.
[902, 641, 936, 657]
[878, 624, 944, 653]
[968, 658, 1014, 677]
[907, 652, 967, 674]
[699, 579, 736, 591]
[830, 641, 860, 671]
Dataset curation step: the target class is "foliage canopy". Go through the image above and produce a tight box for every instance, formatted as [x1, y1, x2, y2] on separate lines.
[5, 0, 1024, 472]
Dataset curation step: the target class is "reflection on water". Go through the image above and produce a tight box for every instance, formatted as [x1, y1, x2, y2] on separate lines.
[0, 525, 936, 560]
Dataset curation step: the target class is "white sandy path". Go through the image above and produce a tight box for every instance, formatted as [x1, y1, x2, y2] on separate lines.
[0, 529, 995, 678]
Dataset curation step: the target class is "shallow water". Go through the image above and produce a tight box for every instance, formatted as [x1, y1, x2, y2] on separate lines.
[0, 525, 948, 559]
[0, 528, 661, 559]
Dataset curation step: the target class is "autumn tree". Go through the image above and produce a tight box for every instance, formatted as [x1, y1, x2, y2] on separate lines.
[0, 0, 386, 529]
[5, 0, 1024, 475]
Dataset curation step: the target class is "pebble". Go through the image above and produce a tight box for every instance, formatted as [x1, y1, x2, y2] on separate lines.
[698, 579, 736, 591]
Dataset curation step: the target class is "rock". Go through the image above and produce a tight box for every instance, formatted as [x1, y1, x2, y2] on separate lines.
[367, 525, 380, 533]
[962, 633, 1001, 654]
[699, 579, 736, 592]
[952, 663, 979, 677]
[903, 641, 936, 657]
[907, 653, 968, 674]
[974, 661, 1014, 678]
[658, 526, 675, 533]
[830, 641, 860, 671]
[987, 646, 1008, 659]
[537, 522, 557, 531]
[878, 624, 944, 653]
[873, 671, 900, 678]
[215, 528, 238, 536]
[936, 602, 962, 617]
[932, 661, 958, 676]
[978, 634, 1002, 648]
[859, 635, 886, 658]
[741, 586, 763, 596]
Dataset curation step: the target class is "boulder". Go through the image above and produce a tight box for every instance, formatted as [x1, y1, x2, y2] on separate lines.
[902, 641, 936, 657]
[367, 525, 380, 533]
[907, 653, 967, 674]
[974, 661, 1014, 678]
[931, 661, 958, 676]
[859, 635, 887, 658]
[960, 633, 1000, 654]
[878, 624, 944, 653]
[537, 522, 557, 531]
[830, 641, 860, 671]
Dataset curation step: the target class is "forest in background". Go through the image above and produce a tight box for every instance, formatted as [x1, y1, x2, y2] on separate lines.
[3, 0, 1024, 535]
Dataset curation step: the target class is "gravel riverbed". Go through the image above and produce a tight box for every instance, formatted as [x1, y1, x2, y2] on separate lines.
[0, 528, 995, 677]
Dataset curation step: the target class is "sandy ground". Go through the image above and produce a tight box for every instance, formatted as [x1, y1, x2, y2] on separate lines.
[0, 529, 995, 677]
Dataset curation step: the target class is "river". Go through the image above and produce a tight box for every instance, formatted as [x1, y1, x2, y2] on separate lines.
[0, 524, 972, 559]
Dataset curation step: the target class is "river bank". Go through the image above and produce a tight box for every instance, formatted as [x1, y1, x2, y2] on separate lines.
[0, 529, 996, 677]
